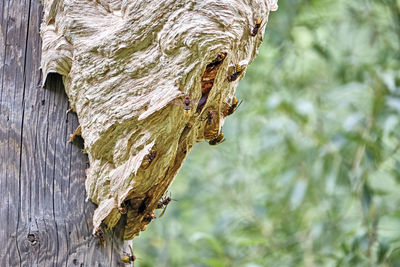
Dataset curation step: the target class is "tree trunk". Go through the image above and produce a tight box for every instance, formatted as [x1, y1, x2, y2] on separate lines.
[0, 0, 124, 265]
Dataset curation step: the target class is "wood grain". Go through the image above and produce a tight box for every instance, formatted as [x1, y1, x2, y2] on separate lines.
[0, 0, 125, 265]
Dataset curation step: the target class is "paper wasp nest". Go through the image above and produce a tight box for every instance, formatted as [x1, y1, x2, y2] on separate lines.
[40, 0, 278, 240]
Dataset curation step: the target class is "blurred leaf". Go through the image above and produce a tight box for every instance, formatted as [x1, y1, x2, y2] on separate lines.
[393, 161, 400, 183]
[387, 247, 400, 266]
[361, 183, 372, 215]
[198, 258, 225, 267]
[290, 179, 308, 209]
[377, 239, 390, 264]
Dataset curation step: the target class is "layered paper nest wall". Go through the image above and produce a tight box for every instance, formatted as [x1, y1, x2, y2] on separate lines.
[40, 0, 278, 240]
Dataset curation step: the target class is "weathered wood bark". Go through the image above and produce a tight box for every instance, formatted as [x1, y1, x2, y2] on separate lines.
[0, 0, 125, 266]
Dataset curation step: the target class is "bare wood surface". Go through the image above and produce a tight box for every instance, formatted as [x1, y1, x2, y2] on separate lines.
[0, 0, 125, 265]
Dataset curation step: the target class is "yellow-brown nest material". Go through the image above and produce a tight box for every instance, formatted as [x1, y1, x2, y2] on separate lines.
[40, 0, 278, 240]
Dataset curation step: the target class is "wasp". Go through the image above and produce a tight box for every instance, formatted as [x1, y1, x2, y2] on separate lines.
[172, 96, 192, 117]
[196, 95, 208, 113]
[121, 245, 136, 265]
[156, 194, 176, 218]
[118, 200, 130, 214]
[94, 226, 106, 246]
[143, 213, 155, 223]
[208, 52, 227, 68]
[203, 111, 214, 125]
[251, 18, 262, 36]
[141, 150, 156, 169]
[157, 195, 172, 209]
[227, 64, 244, 82]
[225, 97, 243, 116]
[209, 132, 225, 146]
[183, 96, 191, 117]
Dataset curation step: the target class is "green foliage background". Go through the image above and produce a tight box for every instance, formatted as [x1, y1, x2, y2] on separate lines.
[134, 1, 400, 266]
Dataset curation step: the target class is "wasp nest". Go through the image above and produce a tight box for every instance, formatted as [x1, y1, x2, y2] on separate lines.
[40, 0, 278, 240]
